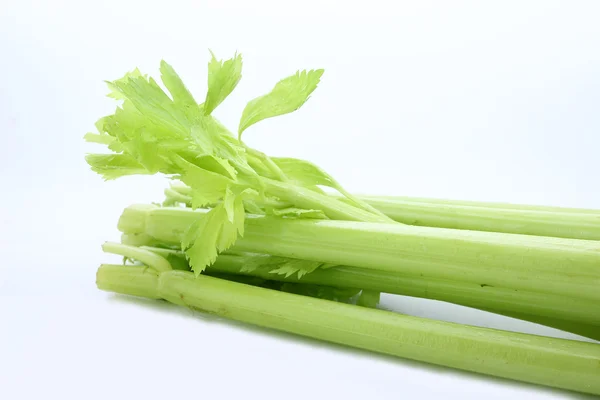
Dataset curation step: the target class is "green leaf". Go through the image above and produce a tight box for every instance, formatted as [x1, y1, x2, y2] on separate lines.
[160, 60, 198, 108]
[203, 51, 243, 115]
[88, 119, 125, 152]
[102, 73, 198, 175]
[223, 188, 236, 222]
[196, 115, 257, 178]
[273, 157, 390, 221]
[238, 253, 281, 273]
[234, 252, 334, 279]
[272, 157, 336, 188]
[84, 132, 115, 146]
[269, 258, 323, 279]
[89, 61, 256, 196]
[194, 154, 237, 180]
[238, 69, 324, 138]
[176, 158, 233, 208]
[182, 206, 226, 273]
[85, 153, 151, 180]
[111, 74, 192, 135]
[106, 68, 144, 100]
[182, 194, 245, 274]
[217, 195, 245, 251]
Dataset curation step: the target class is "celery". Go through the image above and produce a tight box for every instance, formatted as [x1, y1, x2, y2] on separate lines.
[129, 245, 598, 340]
[360, 196, 600, 240]
[166, 183, 600, 240]
[116, 205, 600, 339]
[118, 205, 600, 302]
[85, 54, 402, 275]
[365, 195, 600, 214]
[96, 265, 600, 395]
[86, 52, 600, 395]
[206, 253, 600, 339]
[96, 265, 160, 299]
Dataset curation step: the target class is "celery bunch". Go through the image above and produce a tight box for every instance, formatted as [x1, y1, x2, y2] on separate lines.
[86, 51, 600, 395]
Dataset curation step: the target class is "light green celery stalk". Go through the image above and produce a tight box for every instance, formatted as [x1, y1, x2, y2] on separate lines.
[101, 242, 173, 272]
[202, 271, 370, 305]
[119, 206, 600, 339]
[133, 245, 599, 340]
[85, 51, 393, 276]
[165, 183, 600, 241]
[95, 265, 600, 395]
[117, 204, 600, 303]
[207, 253, 600, 340]
[99, 244, 372, 306]
[359, 196, 600, 241]
[366, 195, 600, 214]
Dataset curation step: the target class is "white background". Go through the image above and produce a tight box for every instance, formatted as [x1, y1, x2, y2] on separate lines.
[1, 1, 599, 399]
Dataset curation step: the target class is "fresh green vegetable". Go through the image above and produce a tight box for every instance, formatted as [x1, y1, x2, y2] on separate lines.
[115, 207, 600, 339]
[206, 252, 600, 340]
[102, 241, 375, 306]
[117, 205, 600, 303]
[165, 183, 600, 240]
[86, 52, 600, 394]
[360, 196, 600, 240]
[86, 52, 394, 276]
[115, 241, 598, 341]
[96, 265, 600, 395]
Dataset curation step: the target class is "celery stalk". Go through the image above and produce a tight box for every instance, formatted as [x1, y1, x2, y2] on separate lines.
[166, 183, 600, 240]
[209, 254, 600, 337]
[262, 178, 394, 223]
[96, 265, 600, 395]
[364, 195, 600, 215]
[118, 205, 600, 302]
[125, 245, 598, 339]
[361, 196, 600, 240]
[96, 264, 160, 299]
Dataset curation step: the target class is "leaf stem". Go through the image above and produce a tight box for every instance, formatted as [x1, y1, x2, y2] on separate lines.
[262, 178, 392, 222]
[102, 242, 173, 273]
[244, 146, 290, 182]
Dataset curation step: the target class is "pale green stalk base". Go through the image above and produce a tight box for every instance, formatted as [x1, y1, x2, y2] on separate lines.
[96, 265, 600, 395]
[96, 265, 160, 299]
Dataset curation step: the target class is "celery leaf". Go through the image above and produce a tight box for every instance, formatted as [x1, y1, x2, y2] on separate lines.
[238, 69, 324, 138]
[203, 52, 243, 115]
[85, 153, 151, 180]
[272, 157, 336, 188]
[269, 259, 323, 278]
[182, 194, 245, 274]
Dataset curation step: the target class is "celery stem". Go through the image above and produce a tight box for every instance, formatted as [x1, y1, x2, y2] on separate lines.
[97, 265, 600, 395]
